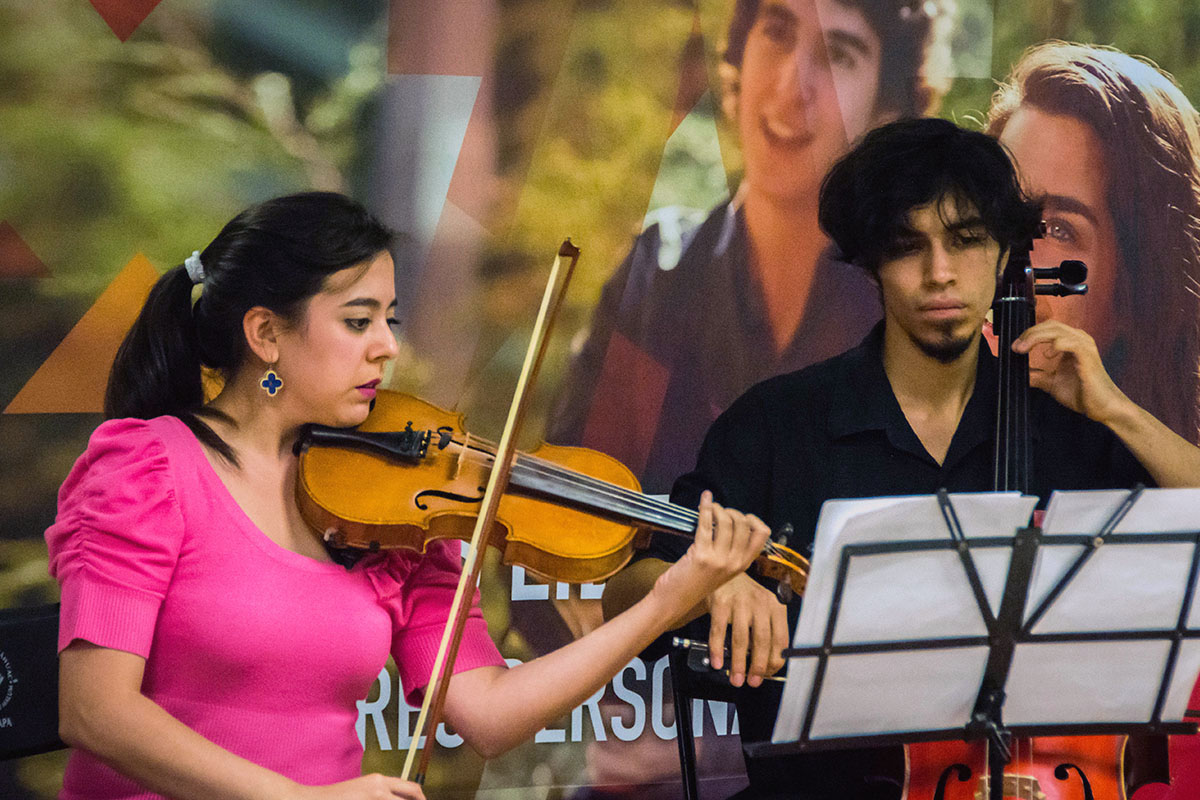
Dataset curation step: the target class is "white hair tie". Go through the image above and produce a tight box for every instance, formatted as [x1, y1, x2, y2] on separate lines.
[184, 250, 206, 284]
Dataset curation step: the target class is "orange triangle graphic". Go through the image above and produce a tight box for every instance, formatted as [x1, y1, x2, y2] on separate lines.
[0, 222, 50, 281]
[5, 254, 159, 414]
[87, 0, 164, 42]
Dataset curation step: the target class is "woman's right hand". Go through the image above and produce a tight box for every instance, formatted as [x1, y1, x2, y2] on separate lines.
[297, 774, 425, 800]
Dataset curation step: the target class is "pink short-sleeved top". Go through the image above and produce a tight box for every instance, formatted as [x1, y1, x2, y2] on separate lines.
[45, 416, 505, 799]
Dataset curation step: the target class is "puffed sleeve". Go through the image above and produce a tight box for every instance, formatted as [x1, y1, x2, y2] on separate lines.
[45, 418, 185, 658]
[365, 541, 505, 705]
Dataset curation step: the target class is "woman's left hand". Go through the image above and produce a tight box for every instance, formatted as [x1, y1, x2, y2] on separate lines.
[649, 491, 771, 628]
[1013, 320, 1130, 425]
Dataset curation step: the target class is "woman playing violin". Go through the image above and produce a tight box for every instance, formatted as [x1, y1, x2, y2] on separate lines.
[46, 192, 771, 800]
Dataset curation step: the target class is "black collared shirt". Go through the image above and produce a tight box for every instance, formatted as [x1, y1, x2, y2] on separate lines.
[657, 323, 1153, 797]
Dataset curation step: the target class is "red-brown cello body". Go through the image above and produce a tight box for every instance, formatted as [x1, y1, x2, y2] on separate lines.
[905, 736, 1126, 799]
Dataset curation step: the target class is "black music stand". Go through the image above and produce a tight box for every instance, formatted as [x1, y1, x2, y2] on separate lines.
[748, 488, 1200, 800]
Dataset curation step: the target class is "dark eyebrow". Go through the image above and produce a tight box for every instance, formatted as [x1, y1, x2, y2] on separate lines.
[945, 216, 987, 232]
[341, 298, 397, 310]
[1039, 193, 1103, 227]
[759, 2, 798, 29]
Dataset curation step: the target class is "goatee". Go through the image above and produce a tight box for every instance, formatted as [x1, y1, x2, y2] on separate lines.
[912, 325, 974, 364]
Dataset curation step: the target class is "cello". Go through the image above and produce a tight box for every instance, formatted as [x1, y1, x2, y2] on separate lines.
[902, 236, 1136, 800]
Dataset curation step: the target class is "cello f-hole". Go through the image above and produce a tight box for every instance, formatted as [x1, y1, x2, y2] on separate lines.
[933, 763, 973, 800]
[1052, 763, 1096, 800]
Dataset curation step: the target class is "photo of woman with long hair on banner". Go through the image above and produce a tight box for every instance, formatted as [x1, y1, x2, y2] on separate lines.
[987, 41, 1200, 442]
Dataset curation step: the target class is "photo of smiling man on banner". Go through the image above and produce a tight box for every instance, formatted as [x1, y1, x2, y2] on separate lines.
[547, 0, 956, 495]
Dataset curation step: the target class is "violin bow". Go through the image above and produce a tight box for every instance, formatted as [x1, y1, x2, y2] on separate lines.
[400, 239, 581, 784]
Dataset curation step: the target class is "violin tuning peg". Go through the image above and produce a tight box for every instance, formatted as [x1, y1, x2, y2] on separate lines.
[773, 523, 794, 548]
[775, 581, 794, 605]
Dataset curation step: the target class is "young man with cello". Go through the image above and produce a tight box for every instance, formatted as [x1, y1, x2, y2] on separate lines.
[602, 117, 1200, 799]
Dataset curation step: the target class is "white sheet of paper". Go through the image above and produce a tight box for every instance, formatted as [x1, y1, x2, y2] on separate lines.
[1027, 542, 1193, 633]
[1024, 488, 1200, 723]
[1042, 488, 1200, 537]
[807, 648, 990, 739]
[793, 493, 1035, 649]
[1005, 640, 1171, 725]
[1164, 641, 1200, 721]
[774, 493, 1036, 743]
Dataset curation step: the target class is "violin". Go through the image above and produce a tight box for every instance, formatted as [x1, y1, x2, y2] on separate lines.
[905, 238, 1131, 800]
[293, 389, 808, 598]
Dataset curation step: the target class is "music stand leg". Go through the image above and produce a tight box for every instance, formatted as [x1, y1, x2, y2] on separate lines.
[668, 647, 700, 800]
[987, 730, 1007, 800]
[970, 687, 1011, 800]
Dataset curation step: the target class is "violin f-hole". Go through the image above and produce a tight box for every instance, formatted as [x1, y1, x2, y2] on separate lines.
[414, 487, 486, 510]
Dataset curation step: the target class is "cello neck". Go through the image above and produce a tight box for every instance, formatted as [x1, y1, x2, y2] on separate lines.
[993, 241, 1035, 494]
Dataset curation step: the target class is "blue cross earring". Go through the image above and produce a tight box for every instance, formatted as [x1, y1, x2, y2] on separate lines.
[260, 365, 283, 397]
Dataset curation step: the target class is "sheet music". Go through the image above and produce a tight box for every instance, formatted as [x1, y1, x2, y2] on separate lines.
[772, 488, 1200, 745]
[774, 492, 1037, 742]
[1015, 487, 1200, 723]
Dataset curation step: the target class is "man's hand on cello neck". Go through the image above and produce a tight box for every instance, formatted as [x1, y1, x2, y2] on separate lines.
[1015, 319, 1200, 488]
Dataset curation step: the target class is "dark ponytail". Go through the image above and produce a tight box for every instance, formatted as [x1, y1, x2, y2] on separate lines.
[105, 264, 204, 420]
[104, 192, 394, 462]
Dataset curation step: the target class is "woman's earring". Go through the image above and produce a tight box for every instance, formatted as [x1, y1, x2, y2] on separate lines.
[260, 365, 283, 397]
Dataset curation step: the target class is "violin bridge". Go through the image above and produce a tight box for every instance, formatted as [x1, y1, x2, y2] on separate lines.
[453, 432, 471, 480]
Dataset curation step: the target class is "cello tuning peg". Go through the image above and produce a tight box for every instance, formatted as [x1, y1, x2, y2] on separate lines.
[1032, 260, 1088, 284]
[1035, 282, 1088, 297]
[1057, 259, 1088, 285]
[1033, 259, 1088, 296]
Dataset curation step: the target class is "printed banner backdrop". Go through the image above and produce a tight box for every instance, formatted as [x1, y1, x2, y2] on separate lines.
[3, 0, 1200, 798]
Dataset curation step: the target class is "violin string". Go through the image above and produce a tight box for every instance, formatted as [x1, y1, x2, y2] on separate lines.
[436, 431, 795, 562]
[442, 434, 738, 543]
[507, 452, 790, 559]
[449, 436, 706, 530]
[445, 434, 715, 529]
[445, 441, 789, 559]
[513, 453, 794, 559]
[451, 438, 702, 530]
